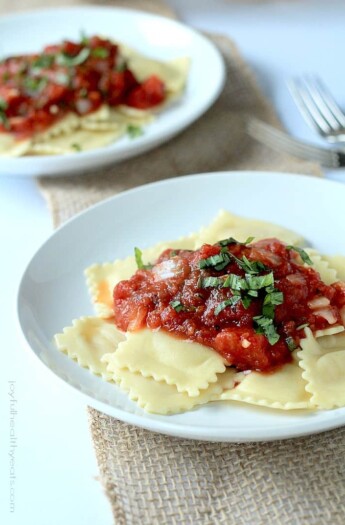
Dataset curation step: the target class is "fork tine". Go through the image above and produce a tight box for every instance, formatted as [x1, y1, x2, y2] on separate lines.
[312, 76, 345, 127]
[303, 76, 341, 130]
[288, 79, 331, 135]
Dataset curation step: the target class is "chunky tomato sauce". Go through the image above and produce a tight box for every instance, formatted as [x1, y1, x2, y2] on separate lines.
[0, 35, 165, 139]
[113, 239, 345, 373]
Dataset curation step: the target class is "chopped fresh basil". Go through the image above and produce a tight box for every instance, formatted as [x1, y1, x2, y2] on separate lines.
[92, 47, 109, 59]
[215, 296, 241, 315]
[201, 276, 224, 288]
[247, 289, 259, 298]
[0, 98, 8, 111]
[80, 31, 89, 46]
[32, 54, 55, 69]
[239, 255, 267, 274]
[127, 124, 144, 139]
[56, 47, 90, 67]
[170, 300, 187, 312]
[0, 98, 8, 127]
[245, 272, 274, 290]
[71, 143, 82, 152]
[199, 252, 231, 271]
[116, 60, 127, 72]
[262, 289, 284, 319]
[0, 111, 8, 128]
[286, 245, 313, 265]
[241, 296, 252, 309]
[24, 76, 48, 92]
[134, 247, 152, 270]
[286, 336, 297, 352]
[223, 273, 248, 291]
[253, 315, 280, 345]
[218, 236, 255, 247]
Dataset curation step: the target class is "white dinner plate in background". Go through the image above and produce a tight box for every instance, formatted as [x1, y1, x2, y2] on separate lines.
[0, 6, 225, 177]
[17, 171, 345, 442]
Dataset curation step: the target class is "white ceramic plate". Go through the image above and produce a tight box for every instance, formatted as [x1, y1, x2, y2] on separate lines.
[0, 6, 225, 177]
[17, 171, 345, 442]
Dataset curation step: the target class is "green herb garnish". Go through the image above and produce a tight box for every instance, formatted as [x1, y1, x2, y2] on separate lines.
[92, 47, 109, 59]
[286, 336, 297, 352]
[223, 274, 247, 290]
[253, 315, 280, 345]
[218, 236, 255, 247]
[215, 296, 241, 315]
[127, 124, 144, 139]
[0, 98, 9, 128]
[32, 54, 55, 69]
[262, 289, 284, 319]
[170, 300, 187, 313]
[24, 76, 48, 92]
[286, 245, 313, 265]
[134, 247, 152, 270]
[116, 60, 127, 72]
[244, 272, 274, 290]
[199, 252, 231, 271]
[71, 143, 82, 152]
[0, 98, 8, 111]
[80, 31, 89, 46]
[237, 255, 267, 275]
[56, 47, 90, 67]
[201, 276, 224, 288]
[241, 296, 252, 309]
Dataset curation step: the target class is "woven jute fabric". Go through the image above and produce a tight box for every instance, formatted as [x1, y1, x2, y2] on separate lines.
[89, 410, 345, 525]
[9, 1, 345, 524]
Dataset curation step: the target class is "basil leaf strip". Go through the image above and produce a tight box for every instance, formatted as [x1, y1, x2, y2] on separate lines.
[215, 296, 241, 315]
[134, 247, 152, 270]
[56, 47, 90, 67]
[286, 245, 313, 265]
[201, 276, 224, 288]
[253, 315, 280, 345]
[286, 336, 297, 352]
[198, 252, 231, 271]
[170, 300, 187, 312]
[127, 124, 144, 139]
[218, 236, 255, 247]
[92, 47, 109, 58]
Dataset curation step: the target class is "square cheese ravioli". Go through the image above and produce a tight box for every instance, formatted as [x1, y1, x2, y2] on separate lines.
[54, 211, 345, 415]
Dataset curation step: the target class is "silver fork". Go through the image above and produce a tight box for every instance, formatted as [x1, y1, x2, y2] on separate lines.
[247, 118, 345, 168]
[288, 76, 345, 143]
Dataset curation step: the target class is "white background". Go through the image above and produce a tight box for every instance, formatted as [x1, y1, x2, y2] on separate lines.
[1, 1, 345, 524]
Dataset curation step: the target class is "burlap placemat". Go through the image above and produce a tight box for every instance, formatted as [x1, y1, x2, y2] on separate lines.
[8, 1, 345, 523]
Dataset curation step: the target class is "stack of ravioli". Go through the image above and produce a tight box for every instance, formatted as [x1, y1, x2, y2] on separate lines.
[54, 211, 345, 414]
[1, 43, 189, 157]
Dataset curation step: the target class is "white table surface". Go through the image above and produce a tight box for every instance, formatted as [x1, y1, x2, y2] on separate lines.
[1, 1, 345, 524]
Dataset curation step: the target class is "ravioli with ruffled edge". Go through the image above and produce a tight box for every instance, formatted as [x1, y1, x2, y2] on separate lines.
[0, 41, 189, 157]
[54, 210, 345, 414]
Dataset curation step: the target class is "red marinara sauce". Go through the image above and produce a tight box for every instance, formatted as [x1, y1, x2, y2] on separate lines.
[0, 36, 165, 140]
[113, 239, 345, 373]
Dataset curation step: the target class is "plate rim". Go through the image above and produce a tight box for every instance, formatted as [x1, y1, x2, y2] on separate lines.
[0, 5, 225, 176]
[17, 170, 345, 442]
